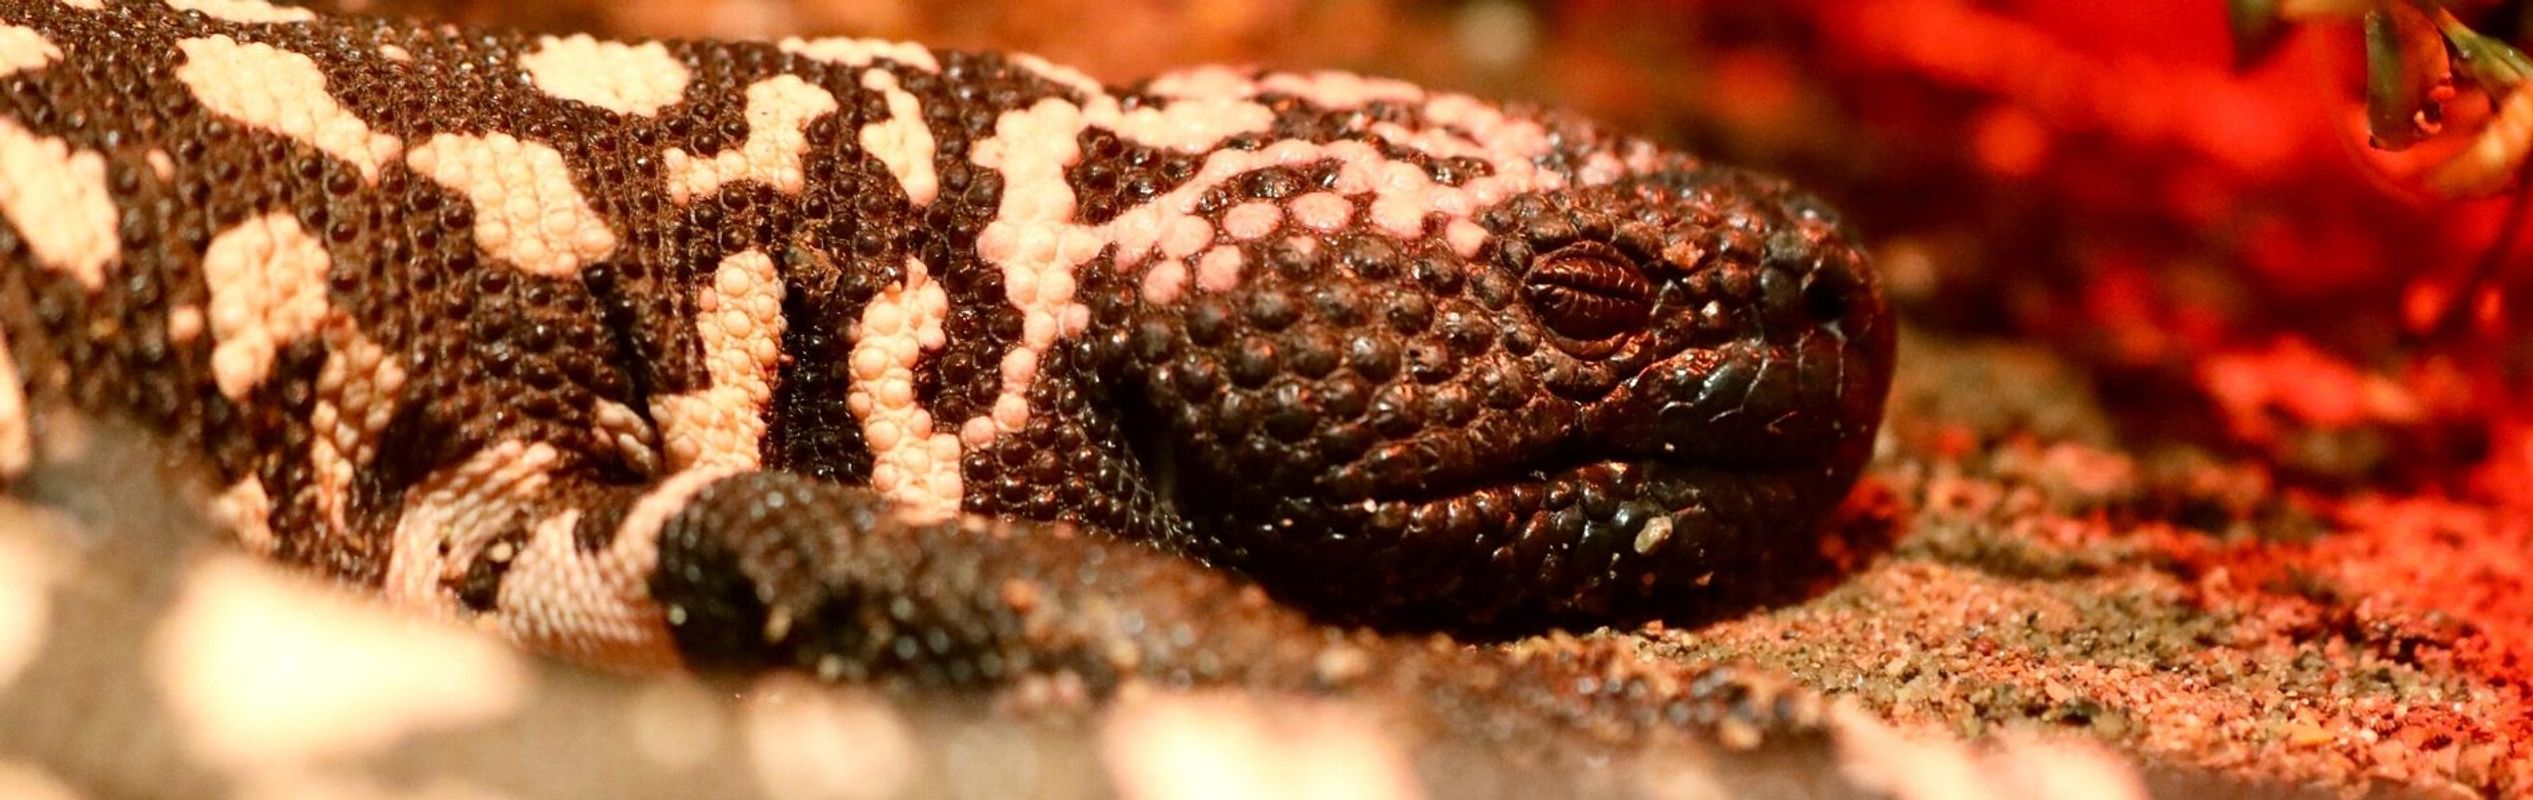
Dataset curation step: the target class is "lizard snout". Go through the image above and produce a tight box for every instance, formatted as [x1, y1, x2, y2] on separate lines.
[1556, 175, 1893, 473]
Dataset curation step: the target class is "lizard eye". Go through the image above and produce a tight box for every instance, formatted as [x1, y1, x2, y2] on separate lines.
[1521, 242, 1653, 341]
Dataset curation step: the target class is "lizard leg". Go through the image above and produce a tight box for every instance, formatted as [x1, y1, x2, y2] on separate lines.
[645, 469, 1353, 691]
[415, 454, 1347, 692]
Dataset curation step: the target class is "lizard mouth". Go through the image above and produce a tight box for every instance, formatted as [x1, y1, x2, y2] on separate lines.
[1368, 442, 1865, 618]
[1195, 447, 1868, 634]
[1346, 333, 1867, 506]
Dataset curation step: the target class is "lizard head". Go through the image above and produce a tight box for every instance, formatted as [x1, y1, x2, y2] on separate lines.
[1088, 71, 1895, 632]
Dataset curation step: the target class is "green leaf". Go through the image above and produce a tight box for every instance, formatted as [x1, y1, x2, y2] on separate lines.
[2364, 2, 2450, 151]
[2435, 12, 2533, 92]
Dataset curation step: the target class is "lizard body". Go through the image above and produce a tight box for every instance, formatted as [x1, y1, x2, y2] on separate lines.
[0, 0, 1890, 716]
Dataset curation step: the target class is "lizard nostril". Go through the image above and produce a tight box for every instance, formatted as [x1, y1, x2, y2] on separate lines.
[1803, 272, 1848, 323]
[1800, 260, 1859, 329]
[1522, 243, 1653, 342]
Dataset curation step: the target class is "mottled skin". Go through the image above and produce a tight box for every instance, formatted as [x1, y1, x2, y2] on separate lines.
[0, 0, 1892, 699]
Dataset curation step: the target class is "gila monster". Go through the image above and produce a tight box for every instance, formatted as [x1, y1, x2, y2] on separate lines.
[0, 0, 1896, 792]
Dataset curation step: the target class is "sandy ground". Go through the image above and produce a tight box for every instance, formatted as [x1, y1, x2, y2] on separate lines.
[1653, 330, 2529, 796]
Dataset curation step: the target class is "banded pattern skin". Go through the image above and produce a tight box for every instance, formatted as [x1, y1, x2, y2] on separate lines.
[0, 0, 1894, 696]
